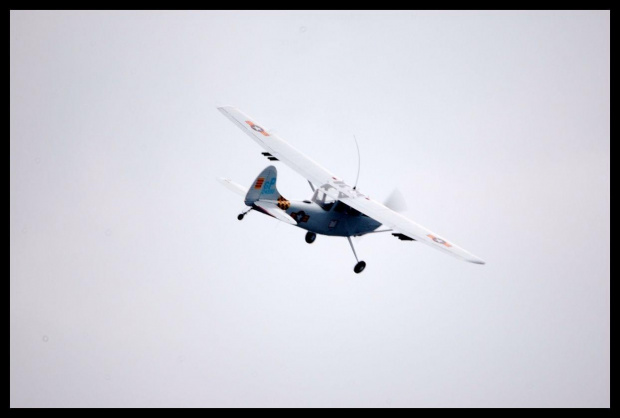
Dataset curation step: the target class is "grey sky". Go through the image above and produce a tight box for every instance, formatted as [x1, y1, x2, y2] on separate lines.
[10, 11, 609, 407]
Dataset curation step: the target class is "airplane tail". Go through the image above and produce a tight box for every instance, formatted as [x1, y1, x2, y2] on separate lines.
[244, 165, 290, 210]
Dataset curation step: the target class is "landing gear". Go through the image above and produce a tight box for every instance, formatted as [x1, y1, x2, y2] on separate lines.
[347, 236, 366, 274]
[237, 208, 252, 221]
[305, 232, 316, 244]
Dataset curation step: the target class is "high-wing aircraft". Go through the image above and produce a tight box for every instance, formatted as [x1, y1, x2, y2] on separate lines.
[217, 106, 485, 273]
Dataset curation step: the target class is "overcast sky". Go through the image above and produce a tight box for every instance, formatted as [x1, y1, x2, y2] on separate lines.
[10, 11, 609, 407]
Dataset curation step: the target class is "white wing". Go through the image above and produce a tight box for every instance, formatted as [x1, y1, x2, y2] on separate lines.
[340, 196, 485, 264]
[218, 106, 335, 186]
[218, 106, 485, 265]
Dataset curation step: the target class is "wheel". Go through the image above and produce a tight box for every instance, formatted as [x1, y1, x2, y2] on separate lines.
[305, 232, 316, 244]
[237, 214, 244, 221]
[354, 261, 366, 274]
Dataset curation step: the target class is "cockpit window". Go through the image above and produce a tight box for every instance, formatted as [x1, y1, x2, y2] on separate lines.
[312, 189, 336, 211]
[333, 201, 362, 216]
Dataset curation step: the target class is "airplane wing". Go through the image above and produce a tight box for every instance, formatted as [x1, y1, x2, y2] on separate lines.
[218, 106, 485, 265]
[339, 196, 485, 264]
[218, 106, 336, 187]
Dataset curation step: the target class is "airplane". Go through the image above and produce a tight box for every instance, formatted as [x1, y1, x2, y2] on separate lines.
[217, 106, 485, 273]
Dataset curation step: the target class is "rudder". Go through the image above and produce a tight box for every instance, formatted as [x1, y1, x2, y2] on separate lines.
[244, 165, 288, 207]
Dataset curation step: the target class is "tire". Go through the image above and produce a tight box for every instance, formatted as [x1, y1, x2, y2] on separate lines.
[354, 261, 366, 274]
[305, 232, 316, 244]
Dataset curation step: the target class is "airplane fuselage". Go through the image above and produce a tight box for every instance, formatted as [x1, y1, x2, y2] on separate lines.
[253, 198, 382, 237]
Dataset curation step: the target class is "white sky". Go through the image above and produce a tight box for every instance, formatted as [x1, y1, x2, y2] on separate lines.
[10, 10, 609, 407]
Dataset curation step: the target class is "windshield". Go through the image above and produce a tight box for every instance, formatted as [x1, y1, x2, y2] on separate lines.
[312, 189, 336, 211]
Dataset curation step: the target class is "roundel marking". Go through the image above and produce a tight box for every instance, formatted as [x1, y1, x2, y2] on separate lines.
[427, 234, 452, 248]
[245, 120, 270, 136]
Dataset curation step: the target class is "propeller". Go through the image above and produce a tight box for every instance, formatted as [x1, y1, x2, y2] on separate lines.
[383, 188, 408, 213]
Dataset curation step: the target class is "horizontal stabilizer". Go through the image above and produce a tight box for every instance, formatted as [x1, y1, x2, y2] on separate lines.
[217, 177, 248, 197]
[254, 201, 297, 225]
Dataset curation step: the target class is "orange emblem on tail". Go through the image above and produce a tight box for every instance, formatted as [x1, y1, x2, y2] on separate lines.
[277, 195, 291, 210]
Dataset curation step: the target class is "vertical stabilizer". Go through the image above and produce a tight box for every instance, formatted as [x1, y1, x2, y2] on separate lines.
[244, 165, 288, 207]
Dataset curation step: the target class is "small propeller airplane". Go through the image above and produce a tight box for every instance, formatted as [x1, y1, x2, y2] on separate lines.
[217, 106, 485, 273]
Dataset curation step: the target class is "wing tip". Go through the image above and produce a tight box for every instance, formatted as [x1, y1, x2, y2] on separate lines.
[217, 105, 236, 113]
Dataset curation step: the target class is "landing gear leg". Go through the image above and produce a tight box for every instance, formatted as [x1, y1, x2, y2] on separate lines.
[305, 231, 317, 244]
[347, 236, 366, 274]
[237, 207, 252, 221]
